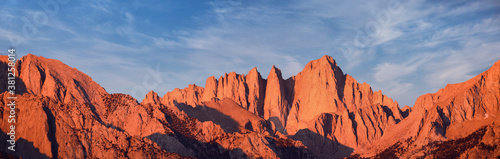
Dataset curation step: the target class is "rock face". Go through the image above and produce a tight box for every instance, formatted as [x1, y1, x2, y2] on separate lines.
[365, 60, 500, 158]
[263, 66, 290, 133]
[283, 56, 404, 156]
[161, 55, 405, 157]
[164, 68, 267, 115]
[246, 67, 267, 116]
[1, 54, 499, 158]
[286, 56, 402, 135]
[0, 55, 187, 158]
[15, 54, 108, 116]
[0, 54, 313, 159]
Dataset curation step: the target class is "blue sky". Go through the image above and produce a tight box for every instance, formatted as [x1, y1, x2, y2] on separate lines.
[1, 0, 499, 107]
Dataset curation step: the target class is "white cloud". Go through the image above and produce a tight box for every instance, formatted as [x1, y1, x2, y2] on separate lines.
[0, 28, 27, 47]
[374, 62, 417, 83]
[427, 15, 500, 47]
[370, 53, 437, 106]
[90, 0, 112, 13]
[424, 40, 500, 87]
[373, 54, 436, 82]
[371, 25, 403, 46]
[436, 0, 500, 18]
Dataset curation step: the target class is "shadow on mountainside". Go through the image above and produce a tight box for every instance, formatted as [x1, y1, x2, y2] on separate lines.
[175, 102, 241, 133]
[292, 129, 354, 159]
[0, 129, 51, 159]
[268, 116, 285, 133]
[0, 58, 28, 95]
[265, 135, 316, 159]
[172, 99, 347, 158]
[150, 105, 238, 159]
[146, 132, 249, 159]
[146, 122, 316, 159]
[0, 151, 18, 159]
[152, 100, 315, 158]
[42, 107, 58, 159]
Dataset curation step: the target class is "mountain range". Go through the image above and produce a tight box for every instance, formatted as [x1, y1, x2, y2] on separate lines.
[0, 54, 499, 158]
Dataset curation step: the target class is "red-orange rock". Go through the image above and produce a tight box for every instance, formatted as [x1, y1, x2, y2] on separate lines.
[216, 72, 248, 108]
[4, 54, 498, 158]
[198, 68, 266, 116]
[161, 55, 405, 157]
[263, 65, 290, 133]
[286, 55, 346, 134]
[162, 84, 203, 107]
[366, 59, 500, 158]
[18, 54, 107, 109]
[245, 67, 266, 116]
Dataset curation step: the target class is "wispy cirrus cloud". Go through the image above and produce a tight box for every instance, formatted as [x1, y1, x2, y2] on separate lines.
[423, 40, 500, 87]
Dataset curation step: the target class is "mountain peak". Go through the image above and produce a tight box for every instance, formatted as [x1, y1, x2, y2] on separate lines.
[12, 54, 108, 115]
[270, 65, 278, 70]
[20, 54, 63, 68]
[142, 90, 161, 105]
[320, 55, 336, 64]
[269, 65, 283, 79]
[302, 55, 342, 74]
[487, 59, 500, 75]
[249, 67, 259, 74]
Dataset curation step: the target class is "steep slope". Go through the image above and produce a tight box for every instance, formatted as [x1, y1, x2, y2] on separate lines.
[0, 92, 186, 159]
[15, 54, 108, 115]
[284, 56, 404, 156]
[0, 55, 188, 158]
[367, 60, 500, 158]
[286, 55, 403, 135]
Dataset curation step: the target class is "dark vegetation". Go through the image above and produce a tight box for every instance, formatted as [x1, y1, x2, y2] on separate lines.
[370, 137, 415, 159]
[267, 137, 315, 159]
[431, 126, 488, 158]
[371, 126, 497, 159]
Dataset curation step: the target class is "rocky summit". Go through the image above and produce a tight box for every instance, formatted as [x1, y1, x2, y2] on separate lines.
[0, 54, 499, 158]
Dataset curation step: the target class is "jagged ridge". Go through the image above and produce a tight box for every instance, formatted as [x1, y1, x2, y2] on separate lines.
[1, 54, 499, 158]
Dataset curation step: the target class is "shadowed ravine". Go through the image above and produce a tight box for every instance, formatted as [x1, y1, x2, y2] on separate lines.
[42, 107, 58, 159]
[0, 130, 50, 159]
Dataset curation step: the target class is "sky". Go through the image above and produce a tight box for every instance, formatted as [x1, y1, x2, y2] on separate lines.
[1, 0, 499, 107]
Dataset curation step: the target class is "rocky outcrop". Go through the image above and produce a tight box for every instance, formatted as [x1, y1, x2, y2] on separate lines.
[216, 72, 248, 109]
[164, 68, 267, 116]
[263, 66, 290, 133]
[162, 84, 204, 107]
[245, 67, 267, 116]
